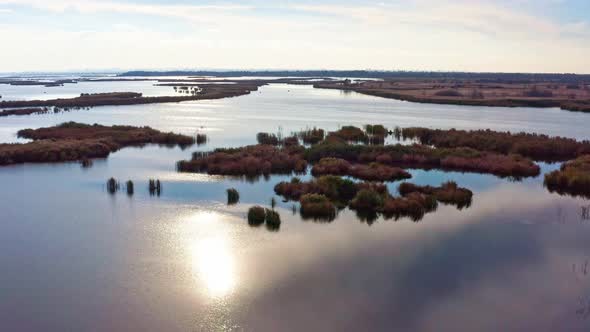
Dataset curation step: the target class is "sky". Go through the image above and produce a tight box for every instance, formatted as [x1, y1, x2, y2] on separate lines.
[0, 0, 589, 73]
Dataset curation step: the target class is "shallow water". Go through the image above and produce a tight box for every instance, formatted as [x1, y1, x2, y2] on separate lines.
[1, 81, 589, 331]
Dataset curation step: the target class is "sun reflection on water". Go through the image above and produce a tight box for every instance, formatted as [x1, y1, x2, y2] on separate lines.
[184, 211, 237, 298]
[191, 236, 236, 297]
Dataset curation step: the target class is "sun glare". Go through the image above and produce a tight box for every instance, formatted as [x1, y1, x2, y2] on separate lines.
[185, 212, 237, 298]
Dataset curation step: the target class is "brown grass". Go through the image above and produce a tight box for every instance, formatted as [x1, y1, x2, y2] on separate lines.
[177, 144, 307, 176]
[544, 155, 590, 198]
[402, 127, 590, 161]
[313, 80, 590, 113]
[0, 122, 195, 166]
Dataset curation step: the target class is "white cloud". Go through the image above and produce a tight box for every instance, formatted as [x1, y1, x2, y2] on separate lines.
[0, 0, 588, 72]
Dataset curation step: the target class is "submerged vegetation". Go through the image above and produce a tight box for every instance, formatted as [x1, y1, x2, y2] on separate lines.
[545, 155, 590, 198]
[0, 122, 195, 166]
[149, 179, 162, 196]
[126, 180, 134, 196]
[107, 177, 119, 194]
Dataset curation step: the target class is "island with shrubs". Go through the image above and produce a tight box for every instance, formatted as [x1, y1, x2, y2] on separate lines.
[313, 77, 590, 113]
[0, 122, 196, 165]
[176, 124, 590, 217]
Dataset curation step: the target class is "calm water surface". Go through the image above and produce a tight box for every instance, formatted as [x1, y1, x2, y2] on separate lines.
[1, 82, 589, 331]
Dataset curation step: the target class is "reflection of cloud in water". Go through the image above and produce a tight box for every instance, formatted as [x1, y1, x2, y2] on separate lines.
[233, 184, 590, 331]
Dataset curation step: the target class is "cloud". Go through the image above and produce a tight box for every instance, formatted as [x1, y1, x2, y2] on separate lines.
[0, 0, 588, 72]
[0, 0, 252, 23]
[291, 1, 588, 40]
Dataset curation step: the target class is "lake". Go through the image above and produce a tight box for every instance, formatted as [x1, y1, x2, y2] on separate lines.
[1, 81, 589, 331]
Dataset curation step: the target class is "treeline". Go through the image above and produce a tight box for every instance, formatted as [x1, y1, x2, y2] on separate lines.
[119, 70, 590, 83]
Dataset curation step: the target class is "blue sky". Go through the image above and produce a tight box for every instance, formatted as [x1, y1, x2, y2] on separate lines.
[0, 0, 588, 73]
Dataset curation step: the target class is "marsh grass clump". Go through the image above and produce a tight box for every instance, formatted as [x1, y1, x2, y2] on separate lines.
[545, 155, 590, 197]
[282, 136, 300, 147]
[311, 157, 411, 182]
[149, 179, 162, 196]
[381, 192, 437, 222]
[365, 124, 388, 137]
[264, 208, 281, 231]
[329, 126, 368, 143]
[298, 128, 325, 145]
[196, 134, 207, 145]
[435, 181, 473, 209]
[398, 181, 473, 209]
[350, 188, 385, 211]
[274, 175, 359, 203]
[349, 163, 411, 182]
[270, 197, 277, 209]
[107, 177, 119, 194]
[247, 206, 266, 226]
[176, 144, 307, 177]
[80, 158, 93, 168]
[365, 125, 388, 145]
[299, 194, 337, 221]
[126, 180, 134, 196]
[311, 157, 351, 176]
[257, 132, 280, 145]
[227, 188, 240, 205]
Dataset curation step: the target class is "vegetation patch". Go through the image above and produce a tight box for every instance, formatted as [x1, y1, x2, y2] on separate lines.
[402, 127, 590, 161]
[177, 144, 307, 177]
[247, 206, 266, 226]
[226, 188, 240, 205]
[0, 107, 50, 117]
[149, 179, 162, 196]
[264, 208, 281, 231]
[545, 155, 590, 198]
[299, 193, 337, 221]
[306, 139, 540, 178]
[297, 128, 325, 145]
[0, 122, 195, 166]
[399, 181, 473, 209]
[329, 126, 368, 143]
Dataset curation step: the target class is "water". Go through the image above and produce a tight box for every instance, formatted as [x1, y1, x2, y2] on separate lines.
[1, 81, 589, 331]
